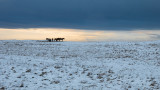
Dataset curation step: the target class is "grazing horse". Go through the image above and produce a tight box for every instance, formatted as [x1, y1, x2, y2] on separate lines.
[46, 38, 51, 42]
[54, 38, 65, 42]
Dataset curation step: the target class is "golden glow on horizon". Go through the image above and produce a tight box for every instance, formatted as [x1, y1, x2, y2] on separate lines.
[0, 28, 160, 41]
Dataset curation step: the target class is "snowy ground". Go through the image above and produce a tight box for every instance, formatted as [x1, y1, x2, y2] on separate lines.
[0, 40, 160, 90]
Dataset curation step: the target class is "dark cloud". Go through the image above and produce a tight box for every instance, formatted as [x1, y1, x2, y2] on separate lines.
[0, 0, 160, 30]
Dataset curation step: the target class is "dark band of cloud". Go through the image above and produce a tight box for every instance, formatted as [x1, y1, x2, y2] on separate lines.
[0, 0, 160, 30]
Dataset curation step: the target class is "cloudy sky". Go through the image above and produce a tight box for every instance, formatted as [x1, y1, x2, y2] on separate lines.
[0, 0, 160, 41]
[0, 0, 160, 30]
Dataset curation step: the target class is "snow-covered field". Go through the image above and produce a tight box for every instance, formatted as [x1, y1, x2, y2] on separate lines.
[0, 40, 160, 90]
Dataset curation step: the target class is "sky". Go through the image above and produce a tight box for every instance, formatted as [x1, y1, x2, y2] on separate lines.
[0, 28, 160, 41]
[0, 0, 160, 41]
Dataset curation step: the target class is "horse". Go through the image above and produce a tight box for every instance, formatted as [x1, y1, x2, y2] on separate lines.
[46, 38, 51, 42]
[54, 38, 65, 42]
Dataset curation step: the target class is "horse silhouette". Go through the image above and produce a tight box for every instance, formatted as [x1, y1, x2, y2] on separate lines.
[46, 38, 51, 42]
[54, 38, 65, 42]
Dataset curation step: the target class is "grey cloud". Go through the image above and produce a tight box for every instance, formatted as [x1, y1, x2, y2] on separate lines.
[148, 34, 160, 39]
